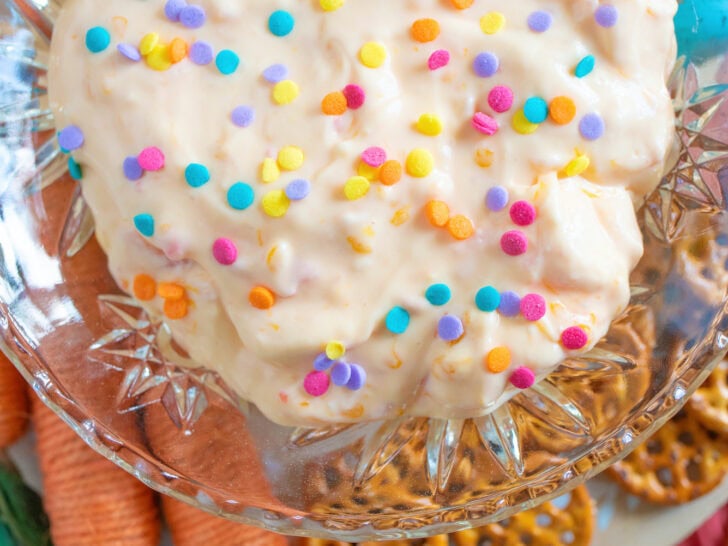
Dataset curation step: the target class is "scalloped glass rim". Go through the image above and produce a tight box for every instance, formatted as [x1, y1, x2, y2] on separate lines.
[1, 0, 727, 541]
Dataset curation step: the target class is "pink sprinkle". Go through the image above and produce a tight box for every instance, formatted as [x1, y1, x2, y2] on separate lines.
[510, 201, 536, 226]
[561, 326, 588, 350]
[303, 371, 330, 397]
[138, 146, 165, 171]
[472, 112, 499, 136]
[500, 230, 528, 256]
[509, 367, 535, 389]
[488, 85, 514, 113]
[212, 238, 238, 265]
[520, 294, 546, 321]
[361, 146, 387, 167]
[428, 49, 450, 70]
[343, 84, 366, 110]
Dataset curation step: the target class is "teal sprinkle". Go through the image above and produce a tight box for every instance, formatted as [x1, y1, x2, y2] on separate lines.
[523, 97, 548, 124]
[268, 10, 295, 37]
[227, 182, 255, 210]
[425, 284, 451, 306]
[185, 163, 211, 187]
[475, 286, 501, 312]
[385, 306, 410, 335]
[85, 26, 111, 53]
[67, 156, 82, 180]
[215, 50, 240, 75]
[133, 214, 155, 237]
[574, 55, 595, 78]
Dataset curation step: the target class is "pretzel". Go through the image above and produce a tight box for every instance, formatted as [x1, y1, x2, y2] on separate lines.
[687, 359, 728, 436]
[607, 409, 728, 504]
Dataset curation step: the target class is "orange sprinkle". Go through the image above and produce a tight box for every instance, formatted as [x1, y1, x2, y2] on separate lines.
[133, 274, 156, 301]
[164, 298, 188, 320]
[249, 286, 276, 310]
[549, 96, 576, 125]
[342, 404, 364, 419]
[475, 148, 494, 168]
[346, 236, 373, 254]
[450, 0, 474, 8]
[379, 160, 403, 186]
[321, 91, 348, 116]
[424, 200, 450, 227]
[157, 282, 186, 301]
[169, 38, 188, 63]
[391, 207, 410, 226]
[447, 214, 475, 240]
[411, 18, 440, 43]
[485, 347, 511, 373]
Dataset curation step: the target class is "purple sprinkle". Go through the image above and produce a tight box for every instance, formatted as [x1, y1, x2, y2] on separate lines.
[262, 63, 288, 83]
[117, 43, 141, 62]
[164, 0, 187, 22]
[189, 41, 214, 65]
[346, 364, 367, 391]
[313, 353, 334, 371]
[594, 5, 618, 28]
[58, 125, 84, 151]
[499, 291, 521, 317]
[331, 361, 352, 386]
[123, 156, 143, 181]
[486, 186, 509, 211]
[231, 105, 255, 128]
[527, 11, 552, 32]
[285, 179, 311, 201]
[579, 113, 605, 141]
[473, 52, 499, 78]
[438, 315, 464, 341]
[179, 5, 206, 29]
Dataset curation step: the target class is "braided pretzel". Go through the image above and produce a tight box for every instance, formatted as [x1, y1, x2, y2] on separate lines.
[687, 359, 728, 436]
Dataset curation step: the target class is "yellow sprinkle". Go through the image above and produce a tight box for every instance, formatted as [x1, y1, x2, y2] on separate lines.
[416, 113, 443, 136]
[475, 148, 494, 168]
[260, 158, 280, 184]
[326, 341, 346, 360]
[277, 146, 305, 171]
[512, 110, 539, 135]
[262, 190, 290, 218]
[320, 0, 344, 11]
[146, 44, 172, 71]
[406, 148, 434, 178]
[359, 42, 387, 68]
[357, 161, 381, 181]
[139, 32, 159, 56]
[342, 404, 364, 419]
[391, 207, 410, 226]
[563, 154, 591, 177]
[273, 80, 299, 105]
[347, 236, 372, 254]
[344, 176, 371, 200]
[480, 12, 506, 34]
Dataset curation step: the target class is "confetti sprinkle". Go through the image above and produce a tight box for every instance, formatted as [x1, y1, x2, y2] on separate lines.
[527, 11, 552, 32]
[179, 5, 206, 29]
[227, 182, 255, 210]
[262, 190, 291, 217]
[249, 286, 276, 309]
[561, 326, 588, 349]
[215, 49, 240, 75]
[58, 125, 84, 151]
[488, 85, 514, 113]
[285, 179, 311, 201]
[343, 85, 366, 109]
[523, 97, 549, 124]
[428, 50, 450, 70]
[416, 113, 443, 136]
[139, 33, 160, 56]
[359, 42, 387, 68]
[320, 0, 344, 11]
[475, 148, 494, 168]
[123, 157, 143, 181]
[594, 5, 618, 28]
[212, 238, 238, 265]
[314, 353, 334, 371]
[322, 91, 348, 115]
[512, 110, 539, 135]
[486, 186, 509, 211]
[357, 161, 380, 181]
[117, 43, 141, 62]
[498, 291, 521, 317]
[185, 163, 210, 187]
[347, 364, 367, 390]
[164, 0, 187, 22]
[385, 306, 410, 334]
[164, 299, 189, 320]
[304, 371, 330, 397]
[574, 55, 595, 78]
[263, 63, 288, 83]
[85, 26, 110, 53]
[138, 147, 165, 171]
[438, 315, 464, 341]
[475, 286, 500, 312]
[277, 146, 305, 171]
[269, 10, 295, 37]
[473, 52, 499, 77]
[486, 347, 511, 373]
[450, 0, 474, 8]
[426, 284, 452, 306]
[510, 201, 536, 226]
[273, 80, 300, 105]
[563, 154, 590, 177]
[480, 12, 506, 34]
[472, 112, 499, 135]
[520, 293, 546, 321]
[189, 41, 214, 65]
[260, 158, 281, 184]
[501, 230, 528, 256]
[447, 215, 475, 240]
[579, 113, 605, 140]
[344, 176, 371, 200]
[68, 157, 82, 180]
[133, 274, 156, 301]
[509, 367, 535, 389]
[406, 148, 434, 177]
[326, 341, 346, 360]
[411, 18, 440, 43]
[361, 147, 387, 167]
[231, 105, 255, 127]
[169, 38, 188, 63]
[425, 200, 450, 227]
[549, 96, 576, 125]
[146, 44, 172, 71]
[379, 160, 403, 186]
[331, 362, 352, 386]
[134, 214, 155, 237]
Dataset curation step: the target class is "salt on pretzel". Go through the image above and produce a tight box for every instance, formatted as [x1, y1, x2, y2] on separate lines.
[687, 359, 728, 436]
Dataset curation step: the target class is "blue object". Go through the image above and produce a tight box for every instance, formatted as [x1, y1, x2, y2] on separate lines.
[675, 0, 728, 62]
[67, 157, 82, 180]
[523, 97, 548, 124]
[475, 286, 501, 312]
[385, 306, 410, 334]
[269, 10, 295, 37]
[185, 163, 211, 188]
[574, 55, 595, 78]
[425, 284, 451, 306]
[133, 214, 155, 237]
[85, 26, 110, 53]
[227, 183, 255, 210]
[215, 50, 240, 75]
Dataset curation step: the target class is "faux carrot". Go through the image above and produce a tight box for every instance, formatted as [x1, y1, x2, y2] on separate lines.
[0, 353, 29, 448]
[31, 394, 160, 546]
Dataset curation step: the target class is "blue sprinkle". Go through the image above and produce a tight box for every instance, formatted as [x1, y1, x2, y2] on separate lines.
[164, 0, 187, 22]
[227, 183, 255, 210]
[269, 10, 295, 37]
[85, 26, 111, 53]
[185, 163, 211, 188]
[475, 286, 501, 312]
[346, 364, 367, 391]
[523, 97, 549, 124]
[179, 5, 206, 29]
[68, 156, 82, 180]
[486, 186, 509, 211]
[313, 353, 334, 371]
[579, 113, 605, 141]
[215, 50, 240, 75]
[231, 105, 255, 127]
[473, 52, 499, 78]
[285, 179, 311, 201]
[123, 157, 144, 181]
[385, 306, 410, 334]
[331, 361, 352, 386]
[438, 315, 464, 341]
[58, 125, 84, 152]
[263, 63, 289, 83]
[133, 214, 155, 237]
[575, 55, 595, 78]
[425, 284, 451, 306]
[189, 41, 214, 65]
[498, 291, 521, 317]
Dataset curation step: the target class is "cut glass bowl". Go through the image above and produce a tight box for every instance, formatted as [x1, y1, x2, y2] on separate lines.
[1, 0, 728, 541]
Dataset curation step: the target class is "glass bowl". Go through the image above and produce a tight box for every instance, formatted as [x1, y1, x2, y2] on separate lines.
[2, 0, 728, 541]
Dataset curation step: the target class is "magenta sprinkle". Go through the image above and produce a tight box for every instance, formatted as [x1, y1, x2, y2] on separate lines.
[520, 294, 546, 322]
[303, 371, 330, 397]
[561, 326, 588, 350]
[428, 49, 450, 70]
[509, 201, 536, 226]
[212, 238, 238, 265]
[500, 231, 528, 256]
[361, 146, 387, 167]
[472, 112, 499, 136]
[137, 147, 165, 171]
[343, 84, 366, 109]
[509, 367, 535, 389]
[488, 85, 514, 113]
